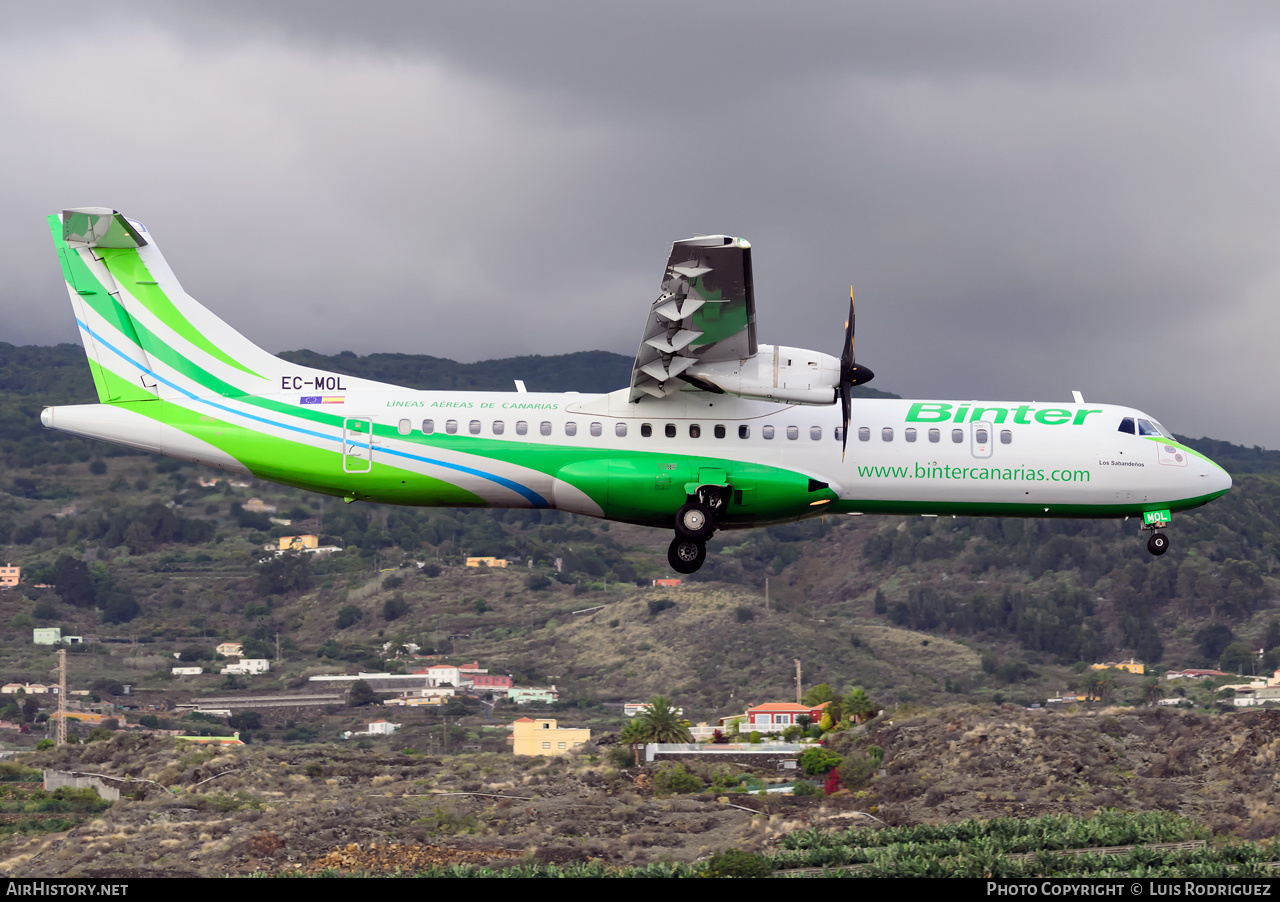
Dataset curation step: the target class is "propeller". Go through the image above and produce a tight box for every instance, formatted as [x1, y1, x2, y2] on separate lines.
[839, 288, 875, 459]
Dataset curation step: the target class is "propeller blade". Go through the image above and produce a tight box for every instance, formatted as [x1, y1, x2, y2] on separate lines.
[841, 376, 851, 460]
[839, 288, 873, 459]
[841, 290, 855, 374]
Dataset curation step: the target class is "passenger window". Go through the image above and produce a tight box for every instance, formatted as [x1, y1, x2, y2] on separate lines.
[739, 425, 750, 439]
[641, 423, 652, 437]
[615, 423, 627, 437]
[445, 420, 458, 435]
[516, 421, 528, 435]
[905, 427, 917, 442]
[951, 429, 963, 443]
[714, 425, 726, 439]
[493, 421, 505, 435]
[762, 425, 775, 439]
[810, 426, 822, 440]
[975, 427, 989, 444]
[397, 419, 411, 435]
[835, 426, 843, 442]
[689, 424, 701, 438]
[422, 419, 434, 434]
[928, 428, 940, 443]
[1000, 429, 1012, 444]
[858, 427, 870, 442]
[469, 420, 481, 435]
[590, 422, 602, 437]
[565, 422, 578, 436]
[882, 427, 893, 442]
[665, 424, 676, 438]
[1118, 417, 1135, 435]
[786, 426, 799, 440]
[539, 421, 552, 436]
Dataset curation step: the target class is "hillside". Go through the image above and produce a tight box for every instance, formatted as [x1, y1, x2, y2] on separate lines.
[0, 342, 1277, 737]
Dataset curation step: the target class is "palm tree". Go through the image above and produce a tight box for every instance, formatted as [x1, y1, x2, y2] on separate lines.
[634, 695, 693, 744]
[1143, 677, 1165, 707]
[801, 683, 834, 707]
[619, 719, 649, 766]
[844, 687, 874, 724]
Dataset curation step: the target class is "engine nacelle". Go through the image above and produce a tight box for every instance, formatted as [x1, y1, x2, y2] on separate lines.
[684, 345, 840, 406]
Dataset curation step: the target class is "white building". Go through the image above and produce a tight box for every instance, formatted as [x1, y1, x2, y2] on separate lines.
[425, 665, 462, 687]
[341, 720, 402, 738]
[220, 659, 270, 675]
[172, 667, 203, 676]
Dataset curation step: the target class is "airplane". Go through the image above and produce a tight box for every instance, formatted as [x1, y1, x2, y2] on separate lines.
[41, 208, 1232, 574]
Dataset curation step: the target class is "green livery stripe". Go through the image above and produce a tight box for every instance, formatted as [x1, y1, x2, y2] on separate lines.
[95, 247, 262, 380]
[50, 220, 151, 364]
[95, 361, 158, 404]
[126, 401, 487, 507]
[1141, 436, 1227, 471]
[830, 489, 1229, 519]
[83, 358, 113, 404]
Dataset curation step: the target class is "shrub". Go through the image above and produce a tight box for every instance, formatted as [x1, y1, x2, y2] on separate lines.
[836, 753, 876, 791]
[335, 604, 362, 629]
[653, 764, 705, 795]
[648, 599, 675, 616]
[701, 849, 772, 878]
[527, 573, 552, 591]
[792, 779, 822, 797]
[735, 606, 755, 623]
[799, 747, 843, 776]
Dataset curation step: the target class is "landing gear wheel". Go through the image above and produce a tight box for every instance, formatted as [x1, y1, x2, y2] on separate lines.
[668, 537, 707, 574]
[674, 502, 716, 541]
[1147, 532, 1169, 556]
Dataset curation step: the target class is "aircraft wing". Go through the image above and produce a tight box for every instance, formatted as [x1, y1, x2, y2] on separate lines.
[629, 236, 757, 401]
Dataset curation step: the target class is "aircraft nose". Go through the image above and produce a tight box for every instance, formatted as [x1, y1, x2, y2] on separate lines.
[40, 407, 53, 429]
[1207, 460, 1232, 495]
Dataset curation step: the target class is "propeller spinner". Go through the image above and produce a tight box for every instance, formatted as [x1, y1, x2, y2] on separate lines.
[839, 288, 875, 459]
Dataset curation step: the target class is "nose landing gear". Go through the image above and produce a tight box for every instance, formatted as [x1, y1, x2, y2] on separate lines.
[1142, 509, 1171, 556]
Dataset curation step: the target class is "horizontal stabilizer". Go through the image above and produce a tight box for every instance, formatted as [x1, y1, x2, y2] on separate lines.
[63, 208, 147, 249]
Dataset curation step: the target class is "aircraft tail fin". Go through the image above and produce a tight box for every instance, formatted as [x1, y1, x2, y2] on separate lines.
[50, 209, 303, 403]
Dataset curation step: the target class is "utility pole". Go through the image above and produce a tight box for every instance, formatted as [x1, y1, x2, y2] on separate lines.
[765, 578, 770, 613]
[56, 649, 67, 746]
[795, 659, 802, 704]
[275, 631, 280, 663]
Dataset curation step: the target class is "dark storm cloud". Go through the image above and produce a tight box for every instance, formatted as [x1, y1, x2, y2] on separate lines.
[1, 3, 1278, 445]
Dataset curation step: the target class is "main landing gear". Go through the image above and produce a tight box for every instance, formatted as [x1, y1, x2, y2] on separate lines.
[667, 487, 728, 574]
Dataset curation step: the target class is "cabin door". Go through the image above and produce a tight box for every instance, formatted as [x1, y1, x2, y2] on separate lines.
[343, 418, 374, 473]
[970, 421, 994, 459]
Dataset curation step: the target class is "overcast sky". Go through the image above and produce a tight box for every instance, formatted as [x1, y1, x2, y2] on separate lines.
[3, 2, 1278, 446]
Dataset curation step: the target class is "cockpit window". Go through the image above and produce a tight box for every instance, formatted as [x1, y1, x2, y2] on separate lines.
[1149, 419, 1173, 439]
[1118, 417, 1135, 435]
[1136, 418, 1162, 437]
